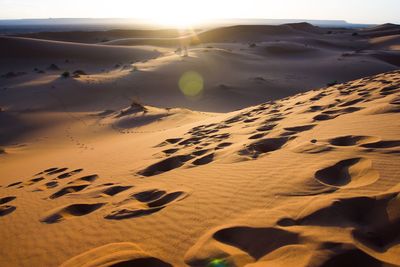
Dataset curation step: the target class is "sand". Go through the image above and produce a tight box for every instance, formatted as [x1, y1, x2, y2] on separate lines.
[0, 23, 400, 266]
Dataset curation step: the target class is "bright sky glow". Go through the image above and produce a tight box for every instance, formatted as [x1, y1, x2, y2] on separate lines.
[0, 0, 399, 26]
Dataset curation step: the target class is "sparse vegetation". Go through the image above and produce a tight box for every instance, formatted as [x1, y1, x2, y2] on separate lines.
[117, 98, 147, 117]
[254, 76, 266, 82]
[73, 70, 87, 78]
[130, 98, 147, 111]
[61, 71, 70, 78]
[47, 64, 60, 71]
[327, 80, 338, 86]
[1, 71, 27, 78]
[219, 84, 229, 90]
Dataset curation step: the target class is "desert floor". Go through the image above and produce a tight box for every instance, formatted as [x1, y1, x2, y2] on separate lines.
[0, 23, 399, 266]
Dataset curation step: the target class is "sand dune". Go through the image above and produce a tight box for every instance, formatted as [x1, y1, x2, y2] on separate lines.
[0, 68, 399, 266]
[0, 21, 400, 266]
[1, 26, 398, 115]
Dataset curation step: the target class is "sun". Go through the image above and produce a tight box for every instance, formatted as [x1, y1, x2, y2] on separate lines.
[150, 15, 205, 29]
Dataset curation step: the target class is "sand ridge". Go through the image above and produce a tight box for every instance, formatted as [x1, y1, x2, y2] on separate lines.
[0, 22, 400, 266]
[0, 69, 399, 266]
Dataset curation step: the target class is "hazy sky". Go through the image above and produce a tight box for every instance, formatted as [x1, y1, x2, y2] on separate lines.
[0, 0, 399, 25]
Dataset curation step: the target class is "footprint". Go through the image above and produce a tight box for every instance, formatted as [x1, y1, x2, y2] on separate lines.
[213, 226, 300, 260]
[49, 184, 90, 199]
[192, 149, 210, 156]
[68, 185, 132, 198]
[292, 141, 334, 154]
[45, 181, 58, 188]
[67, 174, 99, 184]
[43, 167, 58, 173]
[47, 168, 69, 175]
[0, 196, 16, 204]
[57, 168, 83, 179]
[284, 124, 315, 133]
[41, 203, 105, 223]
[134, 189, 166, 202]
[239, 137, 289, 158]
[256, 123, 277, 132]
[313, 114, 337, 121]
[25, 177, 45, 186]
[192, 153, 214, 166]
[317, 249, 383, 267]
[138, 155, 193, 177]
[315, 157, 379, 188]
[0, 205, 16, 216]
[162, 148, 179, 155]
[313, 107, 363, 121]
[215, 142, 232, 150]
[156, 138, 183, 147]
[105, 190, 188, 220]
[185, 226, 300, 266]
[35, 181, 59, 191]
[248, 133, 266, 139]
[338, 98, 364, 107]
[7, 181, 22, 188]
[380, 85, 399, 96]
[59, 242, 172, 267]
[178, 137, 204, 146]
[361, 140, 400, 149]
[328, 135, 380, 146]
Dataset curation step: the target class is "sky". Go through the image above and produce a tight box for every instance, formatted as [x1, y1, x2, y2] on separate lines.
[0, 0, 399, 25]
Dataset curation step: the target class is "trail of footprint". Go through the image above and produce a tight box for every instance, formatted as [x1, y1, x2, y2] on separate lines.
[278, 192, 400, 262]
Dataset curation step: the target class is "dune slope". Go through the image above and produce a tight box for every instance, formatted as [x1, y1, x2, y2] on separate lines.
[0, 70, 399, 266]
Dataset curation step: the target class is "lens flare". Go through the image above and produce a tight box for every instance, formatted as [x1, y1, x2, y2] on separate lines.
[208, 258, 228, 267]
[178, 71, 204, 97]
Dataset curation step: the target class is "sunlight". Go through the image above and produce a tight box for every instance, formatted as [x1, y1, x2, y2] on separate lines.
[152, 16, 205, 29]
[149, 15, 206, 28]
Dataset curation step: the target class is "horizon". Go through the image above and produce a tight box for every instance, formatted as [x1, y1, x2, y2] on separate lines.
[1, 0, 399, 26]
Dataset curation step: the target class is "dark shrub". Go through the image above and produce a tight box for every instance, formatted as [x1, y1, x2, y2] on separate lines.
[61, 71, 70, 78]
